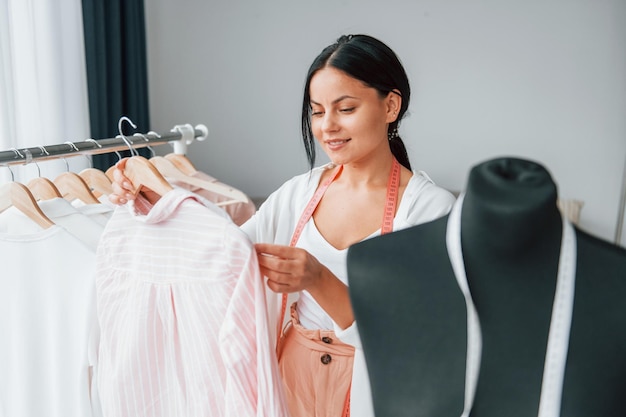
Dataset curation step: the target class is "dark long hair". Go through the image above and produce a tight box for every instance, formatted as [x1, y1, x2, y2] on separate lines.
[301, 34, 412, 170]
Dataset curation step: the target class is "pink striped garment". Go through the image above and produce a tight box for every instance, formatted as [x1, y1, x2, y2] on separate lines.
[94, 189, 289, 417]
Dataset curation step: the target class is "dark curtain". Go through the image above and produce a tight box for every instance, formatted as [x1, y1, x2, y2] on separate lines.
[82, 0, 150, 170]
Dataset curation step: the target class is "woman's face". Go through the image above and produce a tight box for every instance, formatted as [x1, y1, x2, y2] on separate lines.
[309, 66, 399, 167]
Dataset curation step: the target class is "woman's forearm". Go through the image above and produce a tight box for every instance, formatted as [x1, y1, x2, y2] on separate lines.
[307, 266, 355, 330]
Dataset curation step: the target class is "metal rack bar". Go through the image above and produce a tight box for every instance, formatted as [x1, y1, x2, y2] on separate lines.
[0, 125, 207, 166]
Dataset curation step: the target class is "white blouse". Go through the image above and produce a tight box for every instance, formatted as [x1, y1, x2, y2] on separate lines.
[240, 164, 456, 417]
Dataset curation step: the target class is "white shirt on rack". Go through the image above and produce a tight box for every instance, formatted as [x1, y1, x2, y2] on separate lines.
[72, 198, 115, 227]
[0, 221, 101, 417]
[0, 197, 105, 252]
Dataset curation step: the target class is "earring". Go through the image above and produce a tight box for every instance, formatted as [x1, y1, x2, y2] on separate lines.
[388, 127, 399, 141]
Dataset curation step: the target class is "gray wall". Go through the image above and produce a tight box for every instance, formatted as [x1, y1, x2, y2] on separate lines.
[145, 0, 626, 246]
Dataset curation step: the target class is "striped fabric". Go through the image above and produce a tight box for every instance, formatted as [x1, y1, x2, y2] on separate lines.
[95, 189, 289, 417]
[168, 170, 257, 226]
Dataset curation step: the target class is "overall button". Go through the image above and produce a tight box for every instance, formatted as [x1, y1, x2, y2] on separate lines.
[321, 336, 332, 344]
[321, 353, 332, 365]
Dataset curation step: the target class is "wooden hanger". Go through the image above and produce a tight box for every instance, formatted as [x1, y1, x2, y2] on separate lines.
[123, 155, 174, 197]
[27, 177, 63, 200]
[22, 158, 63, 201]
[105, 165, 117, 182]
[54, 172, 102, 205]
[0, 182, 55, 229]
[149, 155, 248, 206]
[164, 153, 198, 176]
[79, 167, 113, 198]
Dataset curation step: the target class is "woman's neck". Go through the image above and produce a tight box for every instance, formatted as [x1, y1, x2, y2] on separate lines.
[338, 154, 397, 188]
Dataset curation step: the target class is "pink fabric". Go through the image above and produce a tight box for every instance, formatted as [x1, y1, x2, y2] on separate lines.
[277, 304, 353, 417]
[170, 171, 256, 226]
[95, 189, 289, 417]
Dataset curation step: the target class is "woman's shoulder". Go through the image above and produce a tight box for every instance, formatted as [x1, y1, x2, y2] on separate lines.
[399, 170, 457, 225]
[407, 170, 455, 196]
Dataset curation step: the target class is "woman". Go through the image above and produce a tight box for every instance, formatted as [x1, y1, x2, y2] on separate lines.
[111, 34, 456, 417]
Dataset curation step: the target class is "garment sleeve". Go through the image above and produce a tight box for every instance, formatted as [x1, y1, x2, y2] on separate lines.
[218, 226, 290, 417]
[239, 213, 258, 242]
[126, 193, 154, 216]
[227, 198, 257, 226]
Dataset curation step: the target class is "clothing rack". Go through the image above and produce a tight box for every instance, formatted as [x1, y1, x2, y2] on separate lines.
[0, 123, 208, 167]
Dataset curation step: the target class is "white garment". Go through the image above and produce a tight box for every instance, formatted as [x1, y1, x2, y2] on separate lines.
[240, 164, 456, 417]
[0, 224, 101, 417]
[72, 199, 115, 227]
[0, 198, 104, 252]
[96, 188, 289, 417]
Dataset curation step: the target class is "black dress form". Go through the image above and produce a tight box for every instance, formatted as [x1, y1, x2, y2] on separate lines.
[347, 157, 626, 417]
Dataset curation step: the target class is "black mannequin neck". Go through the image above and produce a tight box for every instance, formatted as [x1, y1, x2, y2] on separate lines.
[460, 157, 562, 260]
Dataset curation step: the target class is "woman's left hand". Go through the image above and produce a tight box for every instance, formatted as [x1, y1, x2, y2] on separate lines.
[255, 243, 355, 329]
[254, 243, 327, 294]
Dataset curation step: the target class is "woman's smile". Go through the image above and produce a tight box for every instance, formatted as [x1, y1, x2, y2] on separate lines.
[325, 138, 351, 150]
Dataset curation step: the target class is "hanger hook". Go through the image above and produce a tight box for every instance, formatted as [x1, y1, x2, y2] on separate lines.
[85, 138, 102, 150]
[62, 141, 80, 172]
[3, 165, 14, 182]
[117, 116, 139, 156]
[36, 145, 50, 177]
[84, 139, 102, 168]
[65, 141, 80, 152]
[133, 132, 156, 158]
[37, 145, 50, 157]
[6, 148, 23, 181]
[9, 147, 24, 160]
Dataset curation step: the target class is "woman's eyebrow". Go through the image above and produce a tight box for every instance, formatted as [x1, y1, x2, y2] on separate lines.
[310, 95, 359, 106]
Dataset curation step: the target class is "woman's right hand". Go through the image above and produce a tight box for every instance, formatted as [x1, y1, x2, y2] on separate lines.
[108, 158, 136, 205]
